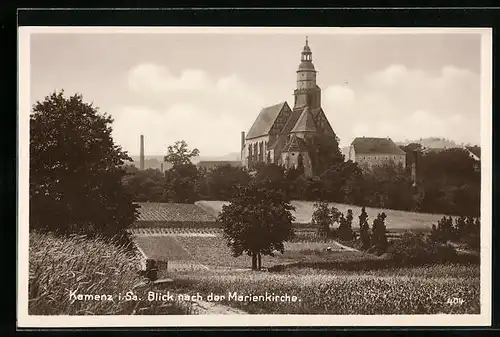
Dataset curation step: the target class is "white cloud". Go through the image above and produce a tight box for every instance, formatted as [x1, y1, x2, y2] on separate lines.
[112, 63, 266, 156]
[323, 64, 480, 147]
[112, 62, 480, 155]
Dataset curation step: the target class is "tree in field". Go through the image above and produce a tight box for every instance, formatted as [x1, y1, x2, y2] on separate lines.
[371, 212, 388, 253]
[163, 140, 201, 203]
[311, 201, 333, 240]
[30, 90, 137, 241]
[164, 140, 200, 166]
[358, 207, 371, 249]
[338, 209, 354, 241]
[218, 181, 295, 270]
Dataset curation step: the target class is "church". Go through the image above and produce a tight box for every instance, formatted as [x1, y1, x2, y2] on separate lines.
[240, 38, 337, 177]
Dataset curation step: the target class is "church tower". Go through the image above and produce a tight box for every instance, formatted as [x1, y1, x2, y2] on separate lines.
[294, 37, 321, 109]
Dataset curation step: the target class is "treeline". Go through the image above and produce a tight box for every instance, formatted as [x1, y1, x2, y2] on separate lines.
[309, 202, 480, 267]
[123, 146, 480, 218]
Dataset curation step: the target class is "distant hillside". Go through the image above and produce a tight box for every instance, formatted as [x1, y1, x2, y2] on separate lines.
[395, 137, 466, 150]
[127, 152, 241, 171]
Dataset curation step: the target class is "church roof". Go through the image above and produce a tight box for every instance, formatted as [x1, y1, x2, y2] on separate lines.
[291, 107, 317, 133]
[351, 137, 406, 155]
[282, 134, 308, 152]
[246, 102, 288, 139]
[268, 107, 305, 150]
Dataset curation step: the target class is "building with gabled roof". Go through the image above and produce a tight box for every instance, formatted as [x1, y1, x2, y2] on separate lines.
[464, 145, 480, 161]
[348, 137, 407, 170]
[240, 37, 338, 177]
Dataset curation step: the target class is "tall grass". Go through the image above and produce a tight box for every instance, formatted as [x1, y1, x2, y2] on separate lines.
[171, 265, 480, 315]
[29, 231, 192, 315]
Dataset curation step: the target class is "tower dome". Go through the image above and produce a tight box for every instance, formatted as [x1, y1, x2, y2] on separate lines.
[298, 36, 315, 71]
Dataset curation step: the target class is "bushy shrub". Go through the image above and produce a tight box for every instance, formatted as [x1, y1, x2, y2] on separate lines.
[388, 231, 458, 266]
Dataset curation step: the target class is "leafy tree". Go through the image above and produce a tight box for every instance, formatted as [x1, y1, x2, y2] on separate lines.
[358, 207, 371, 249]
[164, 140, 200, 166]
[320, 161, 363, 203]
[418, 148, 480, 216]
[30, 90, 137, 241]
[372, 212, 388, 253]
[205, 164, 251, 200]
[122, 165, 165, 202]
[306, 134, 344, 176]
[218, 181, 295, 270]
[284, 166, 302, 186]
[163, 163, 199, 203]
[311, 201, 332, 240]
[361, 162, 416, 211]
[254, 163, 289, 194]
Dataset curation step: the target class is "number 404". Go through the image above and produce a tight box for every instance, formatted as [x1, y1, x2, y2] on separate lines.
[446, 297, 465, 305]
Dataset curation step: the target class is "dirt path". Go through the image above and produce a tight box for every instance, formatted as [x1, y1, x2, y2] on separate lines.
[332, 240, 360, 252]
[189, 298, 247, 315]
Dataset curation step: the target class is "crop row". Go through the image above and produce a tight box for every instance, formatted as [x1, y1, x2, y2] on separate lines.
[129, 227, 221, 236]
[171, 266, 480, 314]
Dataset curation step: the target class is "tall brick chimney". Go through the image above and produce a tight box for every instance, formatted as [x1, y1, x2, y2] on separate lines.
[241, 131, 245, 160]
[140, 135, 145, 170]
[411, 150, 418, 187]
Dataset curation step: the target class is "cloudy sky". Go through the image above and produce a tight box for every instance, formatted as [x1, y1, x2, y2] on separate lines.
[30, 30, 482, 156]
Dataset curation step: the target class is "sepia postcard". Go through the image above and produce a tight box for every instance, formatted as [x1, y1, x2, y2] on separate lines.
[18, 26, 492, 328]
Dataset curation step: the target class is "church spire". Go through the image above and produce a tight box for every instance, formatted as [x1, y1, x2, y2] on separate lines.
[301, 36, 312, 62]
[294, 37, 319, 109]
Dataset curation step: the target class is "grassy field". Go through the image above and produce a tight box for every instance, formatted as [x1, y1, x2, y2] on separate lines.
[136, 202, 216, 222]
[169, 264, 480, 314]
[29, 232, 193, 315]
[195, 200, 451, 232]
[30, 230, 481, 315]
[134, 233, 353, 270]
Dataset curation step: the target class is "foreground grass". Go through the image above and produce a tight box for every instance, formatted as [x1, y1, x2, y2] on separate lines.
[29, 232, 192, 315]
[170, 264, 480, 315]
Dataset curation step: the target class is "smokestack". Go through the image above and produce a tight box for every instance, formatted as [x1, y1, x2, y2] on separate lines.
[140, 135, 145, 170]
[161, 162, 164, 173]
[411, 150, 418, 187]
[241, 131, 245, 161]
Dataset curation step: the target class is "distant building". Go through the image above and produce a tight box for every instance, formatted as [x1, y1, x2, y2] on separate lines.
[348, 137, 406, 170]
[464, 146, 480, 161]
[241, 37, 338, 177]
[464, 145, 481, 172]
[197, 161, 242, 171]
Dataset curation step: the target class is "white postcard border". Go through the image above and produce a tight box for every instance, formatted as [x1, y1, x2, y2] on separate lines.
[17, 26, 493, 328]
